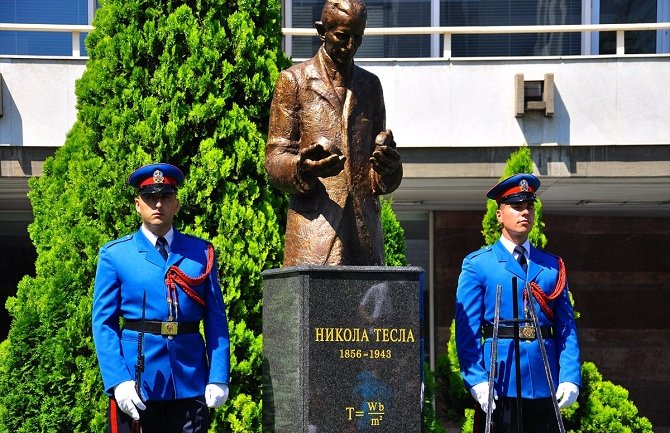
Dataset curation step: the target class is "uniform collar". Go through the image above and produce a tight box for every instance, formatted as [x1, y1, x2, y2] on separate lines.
[140, 225, 174, 248]
[498, 235, 531, 259]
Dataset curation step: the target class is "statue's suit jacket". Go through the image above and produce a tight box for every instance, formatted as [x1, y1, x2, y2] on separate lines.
[455, 239, 582, 398]
[92, 228, 230, 400]
[266, 47, 402, 266]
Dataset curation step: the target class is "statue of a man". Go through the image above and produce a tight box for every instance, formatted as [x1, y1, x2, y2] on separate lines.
[265, 0, 403, 266]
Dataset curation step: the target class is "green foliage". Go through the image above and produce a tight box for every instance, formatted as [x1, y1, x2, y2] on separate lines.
[381, 198, 408, 266]
[442, 146, 652, 432]
[481, 146, 547, 248]
[459, 409, 476, 433]
[443, 321, 471, 423]
[445, 325, 467, 403]
[563, 362, 653, 433]
[422, 364, 448, 433]
[420, 324, 472, 432]
[0, 0, 290, 432]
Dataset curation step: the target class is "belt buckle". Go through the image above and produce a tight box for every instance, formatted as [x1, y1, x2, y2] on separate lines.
[161, 321, 178, 336]
[519, 326, 535, 339]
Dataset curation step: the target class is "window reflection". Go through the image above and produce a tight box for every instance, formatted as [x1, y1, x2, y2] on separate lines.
[599, 0, 656, 54]
[439, 0, 582, 57]
[0, 0, 90, 56]
[290, 0, 432, 58]
[288, 0, 662, 57]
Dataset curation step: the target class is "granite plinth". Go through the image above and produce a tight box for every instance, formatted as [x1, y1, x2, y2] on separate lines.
[262, 266, 424, 433]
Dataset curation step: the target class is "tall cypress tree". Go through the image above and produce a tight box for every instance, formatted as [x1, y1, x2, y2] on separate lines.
[0, 0, 289, 431]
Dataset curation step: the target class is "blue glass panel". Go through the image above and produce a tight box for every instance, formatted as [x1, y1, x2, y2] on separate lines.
[599, 0, 656, 54]
[290, 0, 431, 59]
[0, 0, 90, 56]
[439, 0, 582, 57]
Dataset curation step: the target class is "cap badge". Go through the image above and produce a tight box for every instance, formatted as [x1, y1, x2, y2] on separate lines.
[153, 169, 165, 184]
[519, 179, 529, 192]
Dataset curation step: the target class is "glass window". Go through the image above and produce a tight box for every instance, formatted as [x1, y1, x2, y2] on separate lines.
[0, 0, 89, 56]
[290, 0, 432, 58]
[598, 0, 657, 54]
[289, 0, 323, 58]
[439, 0, 582, 56]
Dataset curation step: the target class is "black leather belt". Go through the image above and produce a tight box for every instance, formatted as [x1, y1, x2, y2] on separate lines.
[124, 320, 200, 336]
[482, 324, 553, 340]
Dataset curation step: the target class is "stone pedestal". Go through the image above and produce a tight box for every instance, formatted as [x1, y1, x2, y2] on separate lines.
[262, 266, 424, 433]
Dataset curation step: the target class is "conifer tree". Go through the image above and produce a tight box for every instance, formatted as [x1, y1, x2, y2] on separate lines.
[381, 198, 408, 266]
[0, 0, 289, 431]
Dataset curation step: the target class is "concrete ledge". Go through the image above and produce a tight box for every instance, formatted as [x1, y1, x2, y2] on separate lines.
[0, 145, 57, 177]
[400, 144, 670, 178]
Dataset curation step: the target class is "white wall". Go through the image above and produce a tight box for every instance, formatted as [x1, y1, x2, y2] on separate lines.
[0, 58, 86, 147]
[1, 55, 669, 150]
[362, 56, 670, 148]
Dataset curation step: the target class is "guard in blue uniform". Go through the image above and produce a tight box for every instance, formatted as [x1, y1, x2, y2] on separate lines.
[455, 173, 581, 433]
[92, 163, 230, 433]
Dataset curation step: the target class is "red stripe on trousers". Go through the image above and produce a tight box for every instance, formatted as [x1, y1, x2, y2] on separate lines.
[110, 398, 119, 433]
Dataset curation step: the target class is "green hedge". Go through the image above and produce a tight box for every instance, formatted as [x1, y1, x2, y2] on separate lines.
[0, 0, 289, 431]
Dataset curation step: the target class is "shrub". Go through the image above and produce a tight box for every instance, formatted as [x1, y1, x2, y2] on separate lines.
[0, 0, 289, 431]
[382, 198, 408, 266]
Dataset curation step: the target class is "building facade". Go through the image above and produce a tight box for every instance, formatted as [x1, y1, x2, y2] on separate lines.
[1, 0, 669, 430]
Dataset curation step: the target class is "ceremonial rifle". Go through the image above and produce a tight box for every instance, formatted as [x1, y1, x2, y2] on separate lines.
[487, 277, 566, 433]
[512, 277, 523, 433]
[493, 277, 523, 432]
[132, 291, 146, 433]
[485, 284, 503, 433]
[524, 282, 566, 433]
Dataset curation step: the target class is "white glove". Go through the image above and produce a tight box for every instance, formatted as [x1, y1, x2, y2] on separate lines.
[556, 382, 579, 409]
[113, 380, 146, 421]
[470, 382, 497, 413]
[205, 383, 229, 408]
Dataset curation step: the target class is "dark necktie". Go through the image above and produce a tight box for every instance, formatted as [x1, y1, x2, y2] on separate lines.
[514, 245, 528, 272]
[156, 237, 168, 261]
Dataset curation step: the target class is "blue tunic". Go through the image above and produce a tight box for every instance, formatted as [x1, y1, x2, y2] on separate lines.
[92, 228, 230, 400]
[455, 239, 581, 398]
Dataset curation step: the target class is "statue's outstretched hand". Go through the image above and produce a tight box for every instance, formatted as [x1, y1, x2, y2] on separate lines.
[300, 140, 346, 178]
[370, 129, 400, 176]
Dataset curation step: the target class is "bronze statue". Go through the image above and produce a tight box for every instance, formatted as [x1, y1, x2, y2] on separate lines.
[266, 0, 403, 266]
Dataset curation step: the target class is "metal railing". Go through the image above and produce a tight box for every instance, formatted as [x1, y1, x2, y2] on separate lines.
[1, 22, 669, 58]
[286, 22, 670, 58]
